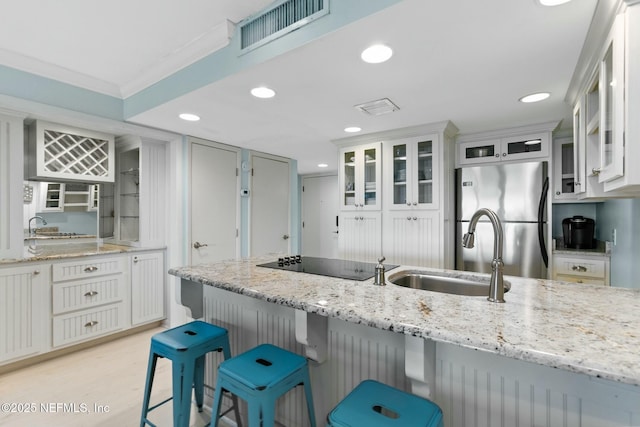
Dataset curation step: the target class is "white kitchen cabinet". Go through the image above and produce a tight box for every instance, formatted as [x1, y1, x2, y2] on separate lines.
[384, 135, 439, 210]
[37, 182, 100, 213]
[338, 212, 381, 263]
[130, 251, 165, 326]
[383, 211, 442, 268]
[25, 120, 115, 183]
[51, 256, 127, 348]
[551, 133, 578, 202]
[338, 143, 381, 211]
[456, 130, 550, 167]
[0, 264, 48, 363]
[38, 182, 64, 212]
[113, 135, 167, 247]
[552, 253, 610, 286]
[571, 5, 640, 195]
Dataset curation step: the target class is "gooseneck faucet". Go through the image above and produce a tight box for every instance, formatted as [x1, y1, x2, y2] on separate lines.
[462, 208, 505, 303]
[28, 216, 47, 236]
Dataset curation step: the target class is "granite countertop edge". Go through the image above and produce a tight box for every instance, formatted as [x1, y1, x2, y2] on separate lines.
[1, 243, 166, 264]
[168, 258, 640, 388]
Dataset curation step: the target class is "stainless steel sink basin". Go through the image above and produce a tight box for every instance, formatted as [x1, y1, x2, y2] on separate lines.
[387, 270, 510, 296]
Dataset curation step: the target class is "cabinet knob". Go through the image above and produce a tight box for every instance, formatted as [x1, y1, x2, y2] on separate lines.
[556, 191, 561, 195]
[495, 154, 500, 158]
[84, 266, 98, 273]
[84, 320, 99, 327]
[193, 241, 208, 249]
[33, 270, 40, 275]
[502, 153, 507, 157]
[413, 217, 417, 220]
[84, 291, 98, 297]
[592, 168, 600, 176]
[412, 202, 417, 206]
[133, 256, 139, 263]
[407, 217, 412, 220]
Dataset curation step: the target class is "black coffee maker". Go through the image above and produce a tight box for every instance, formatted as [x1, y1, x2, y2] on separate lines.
[562, 216, 595, 249]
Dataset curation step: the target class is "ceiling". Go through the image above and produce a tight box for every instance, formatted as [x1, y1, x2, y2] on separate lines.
[0, 0, 598, 174]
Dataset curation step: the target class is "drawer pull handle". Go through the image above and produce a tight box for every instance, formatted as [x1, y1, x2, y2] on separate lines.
[84, 291, 98, 297]
[84, 320, 99, 327]
[571, 265, 587, 272]
[84, 266, 98, 273]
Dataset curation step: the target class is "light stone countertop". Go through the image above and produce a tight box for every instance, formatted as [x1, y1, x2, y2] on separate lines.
[0, 242, 165, 264]
[169, 256, 640, 387]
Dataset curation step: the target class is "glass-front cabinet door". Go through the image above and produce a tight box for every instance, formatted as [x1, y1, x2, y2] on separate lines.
[339, 143, 381, 210]
[597, 14, 624, 183]
[385, 135, 438, 210]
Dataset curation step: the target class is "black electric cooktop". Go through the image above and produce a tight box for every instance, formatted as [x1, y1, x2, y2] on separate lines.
[257, 256, 398, 281]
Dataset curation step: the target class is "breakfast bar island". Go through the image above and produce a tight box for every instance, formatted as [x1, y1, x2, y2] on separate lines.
[169, 256, 640, 427]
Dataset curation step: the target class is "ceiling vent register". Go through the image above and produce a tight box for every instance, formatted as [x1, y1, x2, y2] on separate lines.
[240, 0, 329, 52]
[354, 98, 401, 116]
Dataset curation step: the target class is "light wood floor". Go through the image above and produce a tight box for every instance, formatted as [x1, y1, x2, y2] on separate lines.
[0, 327, 229, 427]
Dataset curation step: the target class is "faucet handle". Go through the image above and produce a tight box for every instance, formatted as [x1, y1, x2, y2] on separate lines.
[377, 256, 386, 264]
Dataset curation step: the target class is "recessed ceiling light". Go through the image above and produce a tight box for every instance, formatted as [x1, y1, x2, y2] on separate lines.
[318, 163, 329, 168]
[519, 92, 550, 103]
[251, 86, 276, 98]
[361, 44, 393, 64]
[179, 113, 200, 121]
[538, 0, 571, 6]
[344, 127, 362, 133]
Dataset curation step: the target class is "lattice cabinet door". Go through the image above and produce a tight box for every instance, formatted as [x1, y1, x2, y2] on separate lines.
[26, 120, 115, 182]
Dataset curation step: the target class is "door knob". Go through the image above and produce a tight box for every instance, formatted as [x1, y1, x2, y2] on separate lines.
[193, 241, 208, 249]
[282, 234, 290, 240]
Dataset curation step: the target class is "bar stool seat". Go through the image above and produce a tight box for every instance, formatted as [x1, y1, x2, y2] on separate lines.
[327, 380, 443, 427]
[211, 343, 316, 427]
[140, 320, 240, 427]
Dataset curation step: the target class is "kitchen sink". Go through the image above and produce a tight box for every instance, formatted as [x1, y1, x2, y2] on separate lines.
[387, 270, 510, 296]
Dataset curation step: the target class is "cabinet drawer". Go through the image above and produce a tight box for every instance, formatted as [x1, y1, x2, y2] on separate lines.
[52, 275, 125, 315]
[52, 303, 124, 348]
[52, 257, 126, 282]
[553, 256, 605, 278]
[555, 274, 606, 286]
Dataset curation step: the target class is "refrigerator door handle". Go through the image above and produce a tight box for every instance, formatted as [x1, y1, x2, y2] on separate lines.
[538, 177, 549, 268]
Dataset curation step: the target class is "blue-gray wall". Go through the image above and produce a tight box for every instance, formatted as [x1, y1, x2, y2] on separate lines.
[596, 198, 640, 289]
[36, 211, 98, 236]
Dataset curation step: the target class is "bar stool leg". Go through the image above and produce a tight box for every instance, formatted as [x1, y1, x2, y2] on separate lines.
[302, 371, 317, 427]
[140, 352, 158, 427]
[173, 360, 195, 427]
[248, 401, 261, 427]
[193, 354, 206, 411]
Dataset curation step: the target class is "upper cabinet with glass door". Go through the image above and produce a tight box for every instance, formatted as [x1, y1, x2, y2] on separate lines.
[570, 4, 640, 195]
[457, 132, 550, 167]
[339, 143, 381, 210]
[384, 135, 439, 210]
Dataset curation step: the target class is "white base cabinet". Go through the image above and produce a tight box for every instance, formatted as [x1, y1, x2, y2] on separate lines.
[0, 249, 165, 366]
[51, 256, 128, 348]
[552, 253, 610, 286]
[0, 264, 48, 363]
[131, 251, 165, 326]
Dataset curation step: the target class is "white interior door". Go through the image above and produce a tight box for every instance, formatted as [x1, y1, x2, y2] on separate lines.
[250, 154, 290, 256]
[190, 140, 239, 264]
[302, 175, 339, 258]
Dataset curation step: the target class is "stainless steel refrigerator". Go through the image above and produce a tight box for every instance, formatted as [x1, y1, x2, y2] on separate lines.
[455, 161, 549, 279]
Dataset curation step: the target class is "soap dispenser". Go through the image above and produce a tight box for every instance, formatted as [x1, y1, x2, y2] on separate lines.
[374, 257, 386, 286]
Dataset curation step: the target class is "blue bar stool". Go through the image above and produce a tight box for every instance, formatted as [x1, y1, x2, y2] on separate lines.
[140, 320, 241, 427]
[211, 343, 317, 427]
[327, 380, 443, 427]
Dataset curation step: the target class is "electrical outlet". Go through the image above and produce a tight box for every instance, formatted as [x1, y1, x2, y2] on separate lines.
[612, 228, 617, 246]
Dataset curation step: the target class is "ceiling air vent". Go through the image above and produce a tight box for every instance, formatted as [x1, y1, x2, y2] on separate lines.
[354, 98, 400, 116]
[240, 0, 329, 52]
